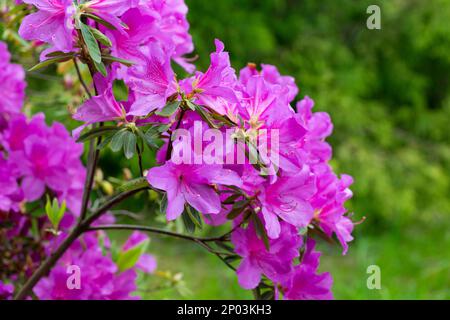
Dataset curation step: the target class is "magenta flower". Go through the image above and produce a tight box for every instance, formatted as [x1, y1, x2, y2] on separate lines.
[0, 281, 14, 300]
[0, 42, 26, 118]
[294, 96, 333, 165]
[73, 80, 125, 131]
[144, 0, 195, 72]
[257, 167, 316, 239]
[312, 169, 354, 254]
[282, 239, 333, 300]
[147, 162, 242, 220]
[232, 221, 302, 289]
[126, 42, 176, 116]
[0, 156, 23, 213]
[186, 39, 238, 115]
[239, 63, 298, 105]
[3, 114, 85, 210]
[35, 233, 138, 300]
[84, 0, 138, 32]
[19, 0, 76, 54]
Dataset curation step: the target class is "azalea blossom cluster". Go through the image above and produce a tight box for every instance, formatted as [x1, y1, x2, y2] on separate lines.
[3, 0, 357, 300]
[0, 41, 156, 299]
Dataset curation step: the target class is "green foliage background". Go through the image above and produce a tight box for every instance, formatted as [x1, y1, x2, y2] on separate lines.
[2, 0, 449, 299]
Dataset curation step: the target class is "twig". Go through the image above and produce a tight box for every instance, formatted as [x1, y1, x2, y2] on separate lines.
[73, 58, 92, 98]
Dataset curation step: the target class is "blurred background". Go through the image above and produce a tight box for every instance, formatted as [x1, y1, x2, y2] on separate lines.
[2, 0, 449, 299]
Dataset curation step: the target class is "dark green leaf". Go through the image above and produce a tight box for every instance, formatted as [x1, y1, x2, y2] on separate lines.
[102, 55, 135, 67]
[156, 101, 181, 117]
[185, 205, 203, 229]
[76, 125, 120, 143]
[224, 255, 241, 264]
[110, 129, 128, 152]
[123, 131, 137, 159]
[260, 290, 275, 300]
[79, 22, 102, 63]
[160, 193, 168, 214]
[181, 208, 196, 234]
[28, 55, 73, 72]
[215, 241, 235, 253]
[94, 60, 107, 76]
[252, 214, 270, 251]
[96, 134, 114, 150]
[194, 104, 219, 129]
[222, 194, 242, 205]
[88, 26, 112, 47]
[82, 13, 117, 30]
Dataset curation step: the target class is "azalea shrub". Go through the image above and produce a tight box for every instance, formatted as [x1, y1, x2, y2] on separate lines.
[0, 0, 357, 300]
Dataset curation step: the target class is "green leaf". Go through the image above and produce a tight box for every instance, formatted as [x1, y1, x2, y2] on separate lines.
[222, 194, 242, 205]
[110, 129, 128, 152]
[79, 22, 102, 63]
[82, 13, 117, 30]
[136, 127, 160, 149]
[88, 26, 112, 47]
[76, 125, 120, 143]
[185, 100, 197, 111]
[116, 239, 150, 272]
[185, 206, 203, 230]
[160, 193, 168, 214]
[118, 177, 149, 192]
[96, 134, 114, 150]
[123, 131, 137, 159]
[260, 290, 275, 300]
[45, 197, 66, 231]
[181, 208, 196, 234]
[156, 101, 181, 117]
[252, 214, 270, 251]
[28, 55, 73, 72]
[94, 60, 107, 76]
[45, 51, 76, 58]
[224, 255, 241, 264]
[113, 79, 129, 101]
[193, 103, 219, 129]
[215, 241, 235, 253]
[102, 55, 135, 67]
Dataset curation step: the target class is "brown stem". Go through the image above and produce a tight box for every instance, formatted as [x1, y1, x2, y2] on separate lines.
[87, 223, 238, 272]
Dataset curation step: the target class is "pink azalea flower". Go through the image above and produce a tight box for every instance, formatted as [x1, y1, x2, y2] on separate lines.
[147, 161, 242, 220]
[294, 96, 333, 165]
[19, 0, 76, 54]
[0, 281, 14, 300]
[312, 168, 354, 254]
[144, 0, 195, 72]
[84, 0, 139, 32]
[73, 78, 125, 128]
[239, 63, 298, 105]
[126, 42, 176, 116]
[0, 42, 26, 118]
[257, 166, 316, 239]
[187, 39, 238, 115]
[232, 221, 302, 289]
[282, 239, 333, 300]
[0, 156, 23, 213]
[35, 233, 139, 300]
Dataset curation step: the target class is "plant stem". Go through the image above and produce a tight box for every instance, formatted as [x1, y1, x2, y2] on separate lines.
[165, 108, 186, 161]
[86, 224, 230, 243]
[73, 58, 92, 98]
[86, 224, 238, 272]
